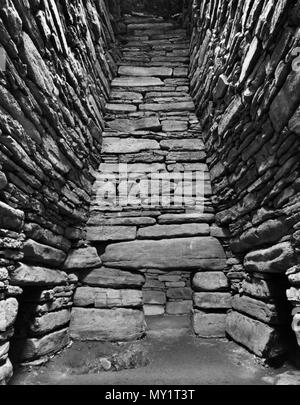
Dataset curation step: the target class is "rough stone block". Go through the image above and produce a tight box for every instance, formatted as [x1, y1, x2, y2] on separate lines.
[193, 272, 229, 292]
[102, 237, 226, 271]
[0, 298, 18, 332]
[144, 305, 165, 316]
[193, 313, 227, 338]
[244, 242, 296, 274]
[166, 300, 193, 315]
[63, 247, 102, 270]
[74, 287, 142, 308]
[226, 311, 285, 359]
[10, 264, 69, 287]
[11, 328, 70, 362]
[102, 138, 160, 154]
[0, 201, 24, 231]
[167, 287, 192, 300]
[86, 226, 137, 242]
[118, 66, 173, 77]
[143, 290, 166, 305]
[0, 358, 13, 384]
[112, 77, 164, 87]
[231, 295, 286, 325]
[23, 239, 66, 267]
[137, 224, 210, 239]
[193, 293, 232, 309]
[70, 308, 145, 341]
[29, 309, 71, 335]
[77, 267, 145, 288]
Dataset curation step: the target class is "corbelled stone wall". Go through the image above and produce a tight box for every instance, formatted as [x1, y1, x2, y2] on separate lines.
[0, 0, 119, 383]
[189, 0, 300, 359]
[119, 0, 184, 19]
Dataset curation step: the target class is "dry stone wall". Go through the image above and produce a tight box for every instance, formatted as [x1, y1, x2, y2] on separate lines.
[0, 0, 119, 381]
[189, 0, 300, 360]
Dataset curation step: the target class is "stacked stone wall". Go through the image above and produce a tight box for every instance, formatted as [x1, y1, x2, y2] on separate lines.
[189, 0, 300, 359]
[0, 0, 119, 381]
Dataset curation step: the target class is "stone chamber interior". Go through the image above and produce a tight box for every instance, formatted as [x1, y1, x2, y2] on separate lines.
[0, 0, 300, 385]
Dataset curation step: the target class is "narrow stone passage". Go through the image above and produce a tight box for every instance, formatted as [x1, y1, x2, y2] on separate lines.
[69, 13, 229, 342]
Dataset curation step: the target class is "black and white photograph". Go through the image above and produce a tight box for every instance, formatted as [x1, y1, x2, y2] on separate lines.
[0, 0, 300, 391]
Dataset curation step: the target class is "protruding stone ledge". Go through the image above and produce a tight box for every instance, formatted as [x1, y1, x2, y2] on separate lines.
[76, 267, 145, 289]
[10, 264, 69, 287]
[244, 242, 296, 274]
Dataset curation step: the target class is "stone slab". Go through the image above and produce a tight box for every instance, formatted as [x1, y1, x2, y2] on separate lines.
[244, 242, 296, 274]
[74, 287, 142, 308]
[10, 264, 69, 287]
[0, 359, 13, 384]
[166, 300, 193, 315]
[193, 272, 229, 292]
[119, 66, 173, 77]
[23, 239, 66, 267]
[144, 305, 165, 316]
[29, 309, 71, 335]
[86, 226, 137, 242]
[11, 328, 70, 362]
[226, 311, 285, 359]
[193, 293, 232, 309]
[63, 247, 102, 270]
[193, 313, 226, 338]
[112, 77, 164, 87]
[143, 290, 166, 305]
[102, 138, 160, 154]
[107, 117, 161, 132]
[70, 308, 145, 341]
[140, 102, 194, 112]
[77, 267, 145, 289]
[231, 295, 286, 325]
[102, 237, 226, 271]
[0, 298, 18, 333]
[137, 224, 210, 239]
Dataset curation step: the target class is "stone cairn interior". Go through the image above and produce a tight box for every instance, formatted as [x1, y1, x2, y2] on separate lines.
[0, 0, 300, 384]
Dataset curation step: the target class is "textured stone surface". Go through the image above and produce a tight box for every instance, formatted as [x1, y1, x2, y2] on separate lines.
[87, 226, 137, 242]
[29, 310, 71, 335]
[0, 299, 18, 332]
[193, 293, 231, 309]
[137, 224, 210, 239]
[74, 287, 142, 308]
[64, 247, 102, 270]
[102, 237, 226, 270]
[0, 359, 13, 384]
[193, 313, 227, 338]
[193, 272, 229, 292]
[11, 328, 70, 362]
[244, 242, 296, 274]
[119, 66, 173, 77]
[166, 301, 193, 315]
[77, 267, 145, 289]
[231, 295, 285, 325]
[23, 239, 66, 267]
[112, 77, 164, 87]
[70, 308, 145, 341]
[10, 264, 69, 287]
[226, 311, 285, 359]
